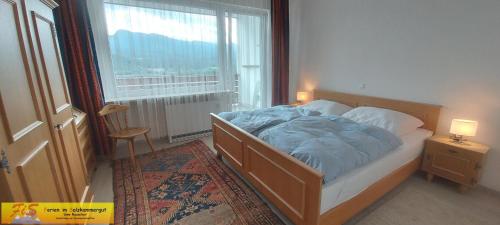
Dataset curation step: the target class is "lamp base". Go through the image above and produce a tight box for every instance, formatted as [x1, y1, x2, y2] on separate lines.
[450, 134, 470, 145]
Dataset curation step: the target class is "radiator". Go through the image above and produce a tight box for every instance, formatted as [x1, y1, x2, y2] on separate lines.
[165, 95, 231, 142]
[118, 93, 232, 143]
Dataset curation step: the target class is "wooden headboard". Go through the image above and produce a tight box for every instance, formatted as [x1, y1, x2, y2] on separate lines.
[313, 90, 442, 132]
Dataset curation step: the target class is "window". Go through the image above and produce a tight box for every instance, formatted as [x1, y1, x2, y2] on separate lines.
[89, 0, 271, 110]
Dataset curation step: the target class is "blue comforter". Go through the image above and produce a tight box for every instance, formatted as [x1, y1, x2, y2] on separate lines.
[218, 106, 320, 135]
[258, 116, 402, 183]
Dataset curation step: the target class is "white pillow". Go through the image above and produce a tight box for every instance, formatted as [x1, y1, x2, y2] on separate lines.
[342, 106, 424, 136]
[300, 100, 353, 116]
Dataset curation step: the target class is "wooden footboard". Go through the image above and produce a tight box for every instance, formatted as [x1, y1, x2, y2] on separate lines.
[211, 113, 323, 225]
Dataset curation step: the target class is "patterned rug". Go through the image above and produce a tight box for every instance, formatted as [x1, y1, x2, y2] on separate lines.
[113, 140, 285, 225]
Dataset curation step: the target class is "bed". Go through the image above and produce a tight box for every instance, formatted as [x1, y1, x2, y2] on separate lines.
[210, 90, 441, 225]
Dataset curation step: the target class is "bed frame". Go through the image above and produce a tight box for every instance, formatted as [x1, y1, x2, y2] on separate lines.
[211, 90, 441, 225]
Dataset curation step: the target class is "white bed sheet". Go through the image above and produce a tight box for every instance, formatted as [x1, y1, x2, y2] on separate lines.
[320, 128, 433, 213]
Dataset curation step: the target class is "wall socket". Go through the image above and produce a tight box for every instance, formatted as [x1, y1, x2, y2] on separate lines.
[359, 83, 367, 89]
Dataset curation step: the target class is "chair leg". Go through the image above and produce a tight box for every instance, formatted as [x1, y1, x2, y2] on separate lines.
[144, 133, 156, 155]
[111, 138, 117, 160]
[128, 139, 137, 169]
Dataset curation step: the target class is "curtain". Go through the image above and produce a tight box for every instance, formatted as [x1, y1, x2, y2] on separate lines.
[54, 0, 110, 155]
[271, 0, 290, 105]
[288, 0, 302, 103]
[88, 0, 272, 139]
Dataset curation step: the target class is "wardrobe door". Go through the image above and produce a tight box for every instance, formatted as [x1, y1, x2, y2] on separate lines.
[0, 0, 64, 202]
[22, 0, 90, 202]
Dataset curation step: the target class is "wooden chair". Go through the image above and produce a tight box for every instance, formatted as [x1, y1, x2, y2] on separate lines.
[98, 104, 156, 168]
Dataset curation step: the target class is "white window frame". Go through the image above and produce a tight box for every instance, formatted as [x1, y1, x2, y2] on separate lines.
[88, 0, 271, 107]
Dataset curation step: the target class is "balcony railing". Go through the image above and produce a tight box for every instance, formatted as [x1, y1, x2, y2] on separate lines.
[111, 73, 242, 104]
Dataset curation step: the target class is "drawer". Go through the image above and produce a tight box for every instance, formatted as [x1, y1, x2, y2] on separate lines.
[423, 141, 482, 185]
[78, 126, 89, 140]
[426, 151, 471, 183]
[77, 119, 88, 133]
[425, 140, 483, 161]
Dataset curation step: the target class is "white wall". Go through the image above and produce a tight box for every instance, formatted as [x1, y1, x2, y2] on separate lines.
[289, 0, 302, 103]
[294, 0, 500, 191]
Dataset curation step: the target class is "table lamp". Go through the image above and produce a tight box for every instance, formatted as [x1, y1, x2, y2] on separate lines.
[449, 119, 478, 144]
[296, 91, 310, 104]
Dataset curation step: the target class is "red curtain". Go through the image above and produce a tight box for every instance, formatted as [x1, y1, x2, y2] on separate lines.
[271, 0, 290, 105]
[54, 0, 110, 155]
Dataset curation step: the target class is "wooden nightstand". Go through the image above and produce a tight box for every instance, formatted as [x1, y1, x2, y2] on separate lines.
[422, 135, 489, 193]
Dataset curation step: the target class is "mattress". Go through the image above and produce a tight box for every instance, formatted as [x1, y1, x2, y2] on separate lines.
[320, 128, 433, 213]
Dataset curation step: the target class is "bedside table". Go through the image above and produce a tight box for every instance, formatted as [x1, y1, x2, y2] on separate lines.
[422, 135, 489, 192]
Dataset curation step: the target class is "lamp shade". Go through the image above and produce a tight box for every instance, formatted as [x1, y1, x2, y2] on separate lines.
[450, 119, 478, 137]
[297, 91, 310, 102]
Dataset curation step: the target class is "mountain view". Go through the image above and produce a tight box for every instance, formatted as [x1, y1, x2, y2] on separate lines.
[108, 30, 227, 77]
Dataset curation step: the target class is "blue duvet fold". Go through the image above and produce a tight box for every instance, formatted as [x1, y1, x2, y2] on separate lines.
[258, 115, 403, 183]
[218, 106, 320, 135]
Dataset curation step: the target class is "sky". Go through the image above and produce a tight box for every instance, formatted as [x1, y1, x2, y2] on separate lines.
[105, 3, 232, 43]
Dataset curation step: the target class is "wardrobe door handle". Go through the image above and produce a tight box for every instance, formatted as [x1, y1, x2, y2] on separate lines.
[448, 149, 459, 154]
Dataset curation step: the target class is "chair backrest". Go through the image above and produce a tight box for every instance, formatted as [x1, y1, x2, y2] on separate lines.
[98, 104, 129, 133]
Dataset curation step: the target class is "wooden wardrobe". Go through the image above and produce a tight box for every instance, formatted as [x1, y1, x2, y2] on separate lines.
[0, 0, 91, 202]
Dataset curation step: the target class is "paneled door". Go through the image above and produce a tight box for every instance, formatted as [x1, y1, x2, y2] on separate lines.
[22, 0, 90, 202]
[0, 0, 64, 202]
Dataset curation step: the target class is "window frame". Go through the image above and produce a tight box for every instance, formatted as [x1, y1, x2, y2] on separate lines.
[91, 0, 271, 105]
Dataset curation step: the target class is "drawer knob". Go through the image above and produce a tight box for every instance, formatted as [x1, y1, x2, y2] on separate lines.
[448, 149, 459, 154]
